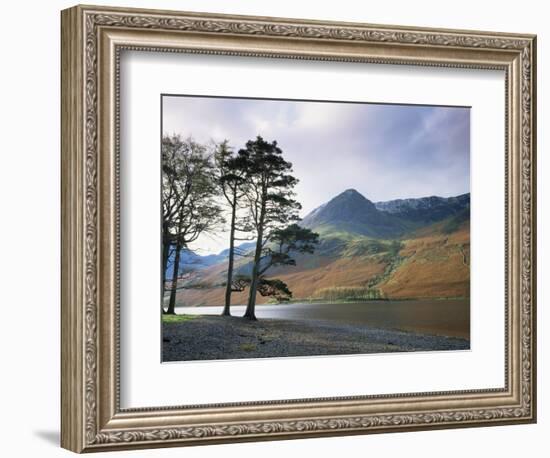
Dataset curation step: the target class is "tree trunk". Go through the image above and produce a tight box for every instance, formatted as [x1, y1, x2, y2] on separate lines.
[161, 230, 170, 314]
[244, 197, 266, 320]
[166, 240, 182, 315]
[222, 195, 237, 316]
[244, 236, 261, 320]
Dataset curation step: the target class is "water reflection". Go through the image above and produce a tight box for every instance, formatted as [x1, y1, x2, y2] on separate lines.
[177, 299, 470, 339]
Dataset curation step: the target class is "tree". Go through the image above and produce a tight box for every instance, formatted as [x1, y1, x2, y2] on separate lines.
[161, 135, 223, 314]
[256, 278, 293, 302]
[240, 136, 306, 320]
[253, 224, 319, 305]
[231, 276, 293, 303]
[230, 224, 319, 307]
[215, 141, 252, 316]
[259, 224, 319, 275]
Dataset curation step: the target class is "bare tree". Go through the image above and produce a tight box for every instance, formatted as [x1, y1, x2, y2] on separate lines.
[162, 135, 223, 314]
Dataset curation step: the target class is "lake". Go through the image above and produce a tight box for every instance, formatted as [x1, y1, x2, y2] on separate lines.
[176, 299, 470, 339]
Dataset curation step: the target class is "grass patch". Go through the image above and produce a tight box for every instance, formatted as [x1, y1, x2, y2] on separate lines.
[162, 314, 197, 324]
[239, 343, 257, 352]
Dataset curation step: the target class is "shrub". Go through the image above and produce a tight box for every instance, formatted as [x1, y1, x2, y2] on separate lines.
[312, 286, 383, 301]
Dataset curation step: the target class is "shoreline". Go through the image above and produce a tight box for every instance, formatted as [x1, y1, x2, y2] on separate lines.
[162, 315, 470, 362]
[173, 296, 469, 308]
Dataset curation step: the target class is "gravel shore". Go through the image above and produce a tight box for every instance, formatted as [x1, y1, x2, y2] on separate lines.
[162, 315, 469, 362]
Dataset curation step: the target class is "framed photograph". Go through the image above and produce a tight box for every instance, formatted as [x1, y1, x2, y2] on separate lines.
[61, 4, 537, 453]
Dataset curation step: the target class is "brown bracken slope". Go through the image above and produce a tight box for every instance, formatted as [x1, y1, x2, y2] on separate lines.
[173, 220, 469, 307]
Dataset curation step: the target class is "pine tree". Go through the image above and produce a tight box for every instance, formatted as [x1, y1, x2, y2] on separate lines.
[215, 141, 252, 316]
[240, 136, 303, 320]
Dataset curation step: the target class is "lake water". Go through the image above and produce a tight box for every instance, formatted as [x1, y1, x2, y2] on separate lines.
[176, 299, 470, 339]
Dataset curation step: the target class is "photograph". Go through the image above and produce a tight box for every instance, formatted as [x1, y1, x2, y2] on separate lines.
[161, 95, 471, 362]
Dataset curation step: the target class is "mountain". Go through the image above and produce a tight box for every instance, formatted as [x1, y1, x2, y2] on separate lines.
[374, 193, 470, 224]
[300, 189, 470, 239]
[301, 189, 410, 238]
[169, 190, 470, 277]
[171, 189, 470, 306]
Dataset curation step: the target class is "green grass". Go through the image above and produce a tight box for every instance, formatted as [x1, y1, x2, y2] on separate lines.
[239, 343, 257, 352]
[162, 314, 198, 324]
[314, 224, 367, 241]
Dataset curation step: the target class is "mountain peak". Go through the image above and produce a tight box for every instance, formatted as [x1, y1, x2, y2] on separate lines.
[337, 188, 365, 198]
[333, 188, 373, 204]
[342, 188, 361, 196]
[300, 188, 403, 238]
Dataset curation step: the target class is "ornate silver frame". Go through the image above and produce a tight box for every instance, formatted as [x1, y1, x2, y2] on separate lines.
[61, 4, 537, 453]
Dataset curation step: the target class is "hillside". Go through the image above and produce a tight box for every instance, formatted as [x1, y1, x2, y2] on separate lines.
[171, 189, 470, 306]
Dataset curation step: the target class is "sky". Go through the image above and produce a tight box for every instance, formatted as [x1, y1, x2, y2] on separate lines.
[162, 95, 470, 255]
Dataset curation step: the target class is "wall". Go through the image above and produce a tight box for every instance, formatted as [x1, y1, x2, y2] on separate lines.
[0, 0, 546, 456]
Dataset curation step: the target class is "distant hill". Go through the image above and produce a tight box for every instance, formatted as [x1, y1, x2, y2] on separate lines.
[165, 241, 255, 278]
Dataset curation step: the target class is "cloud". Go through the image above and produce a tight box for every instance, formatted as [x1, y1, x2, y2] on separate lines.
[162, 95, 470, 253]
